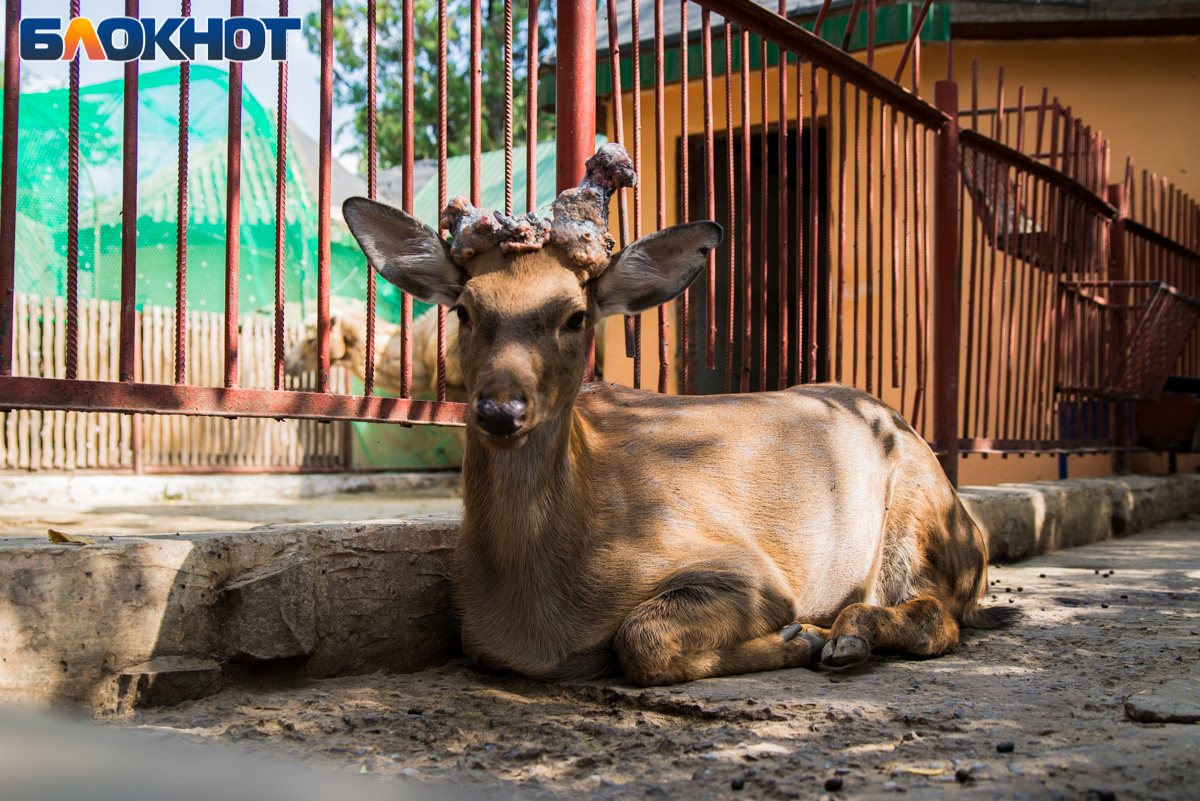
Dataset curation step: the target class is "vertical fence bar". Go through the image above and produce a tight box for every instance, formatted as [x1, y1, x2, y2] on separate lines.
[702, 10, 717, 370]
[65, 0, 81, 380]
[724, 21, 736, 394]
[679, 0, 690, 393]
[273, 0, 287, 390]
[0, 0, 18, 376]
[527, 0, 539, 213]
[504, 0, 515, 215]
[889, 107, 900, 392]
[807, 58, 819, 383]
[852, 86, 861, 389]
[124, 0, 142, 471]
[631, 0, 645, 388]
[811, 1, 831, 383]
[223, 0, 242, 388]
[777, 0, 789, 388]
[1108, 182, 1131, 472]
[739, 30, 751, 393]
[795, 48, 805, 385]
[656, 0, 668, 392]
[118, 0, 144, 384]
[363, 0, 377, 397]
[604, 0, 632, 367]
[316, 0, 333, 393]
[835, 76, 846, 385]
[759, 36, 768, 392]
[933, 80, 960, 485]
[438, 0, 449, 401]
[401, 0, 415, 398]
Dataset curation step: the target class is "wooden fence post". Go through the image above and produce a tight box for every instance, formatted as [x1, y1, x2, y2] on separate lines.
[933, 80, 961, 486]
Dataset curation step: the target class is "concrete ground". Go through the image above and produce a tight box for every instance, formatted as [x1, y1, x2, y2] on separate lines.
[0, 495, 464, 539]
[62, 515, 1200, 801]
[0, 472, 463, 539]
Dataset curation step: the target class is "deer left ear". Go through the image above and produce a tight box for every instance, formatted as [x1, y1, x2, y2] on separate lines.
[591, 221, 722, 318]
[343, 197, 466, 307]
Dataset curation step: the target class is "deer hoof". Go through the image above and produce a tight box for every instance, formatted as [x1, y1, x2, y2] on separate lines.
[821, 635, 869, 667]
[779, 624, 826, 665]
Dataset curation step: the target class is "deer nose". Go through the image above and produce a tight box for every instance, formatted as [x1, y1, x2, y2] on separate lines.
[475, 395, 528, 437]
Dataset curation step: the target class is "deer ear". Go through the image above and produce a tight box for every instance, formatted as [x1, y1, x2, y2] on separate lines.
[343, 197, 466, 307]
[591, 221, 722, 318]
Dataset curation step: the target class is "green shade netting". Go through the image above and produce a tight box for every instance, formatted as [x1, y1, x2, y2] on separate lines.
[4, 64, 406, 323]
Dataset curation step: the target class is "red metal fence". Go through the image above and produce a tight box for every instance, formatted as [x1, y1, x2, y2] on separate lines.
[1, 0, 1198, 484]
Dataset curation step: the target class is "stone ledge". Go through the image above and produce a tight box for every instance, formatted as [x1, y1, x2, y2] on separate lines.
[0, 516, 459, 712]
[2, 474, 1197, 711]
[959, 473, 1200, 562]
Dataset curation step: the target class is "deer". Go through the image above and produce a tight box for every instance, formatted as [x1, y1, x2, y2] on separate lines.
[283, 305, 467, 402]
[342, 143, 1016, 687]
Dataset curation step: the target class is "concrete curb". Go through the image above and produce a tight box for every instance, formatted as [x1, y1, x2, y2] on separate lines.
[959, 473, 1200, 562]
[0, 516, 460, 712]
[0, 471, 461, 506]
[1, 474, 1197, 711]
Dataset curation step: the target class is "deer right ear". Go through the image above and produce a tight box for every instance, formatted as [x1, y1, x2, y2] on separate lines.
[343, 197, 466, 307]
[591, 221, 723, 318]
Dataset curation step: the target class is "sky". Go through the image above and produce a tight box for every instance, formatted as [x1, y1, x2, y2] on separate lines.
[18, 0, 362, 171]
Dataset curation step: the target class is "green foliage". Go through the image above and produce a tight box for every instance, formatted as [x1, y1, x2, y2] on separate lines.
[306, 0, 556, 166]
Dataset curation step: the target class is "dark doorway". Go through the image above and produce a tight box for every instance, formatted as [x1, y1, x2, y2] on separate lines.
[681, 121, 830, 394]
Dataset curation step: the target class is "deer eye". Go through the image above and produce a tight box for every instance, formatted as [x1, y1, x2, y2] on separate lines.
[453, 305, 470, 326]
[565, 310, 589, 331]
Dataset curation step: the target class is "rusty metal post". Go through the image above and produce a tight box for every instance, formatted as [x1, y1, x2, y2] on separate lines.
[316, 0, 334, 393]
[120, 0, 140, 382]
[933, 80, 961, 485]
[555, 0, 596, 193]
[556, 0, 596, 378]
[0, 0, 20, 376]
[224, 0, 244, 389]
[1108, 182, 1132, 473]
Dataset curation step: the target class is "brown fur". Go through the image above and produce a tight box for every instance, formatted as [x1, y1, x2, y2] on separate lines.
[342, 196, 1015, 687]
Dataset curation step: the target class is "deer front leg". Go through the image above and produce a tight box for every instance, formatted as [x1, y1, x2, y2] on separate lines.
[821, 596, 960, 667]
[613, 569, 826, 686]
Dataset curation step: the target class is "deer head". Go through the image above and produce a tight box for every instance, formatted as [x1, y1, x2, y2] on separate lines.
[343, 144, 721, 450]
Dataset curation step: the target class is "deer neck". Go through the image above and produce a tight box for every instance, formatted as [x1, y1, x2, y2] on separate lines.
[460, 406, 593, 570]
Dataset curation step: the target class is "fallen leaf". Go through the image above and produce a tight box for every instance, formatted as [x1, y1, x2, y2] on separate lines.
[48, 529, 95, 545]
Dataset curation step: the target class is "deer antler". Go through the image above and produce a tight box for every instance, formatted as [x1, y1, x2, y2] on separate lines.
[437, 143, 635, 274]
[549, 143, 638, 278]
[440, 196, 552, 267]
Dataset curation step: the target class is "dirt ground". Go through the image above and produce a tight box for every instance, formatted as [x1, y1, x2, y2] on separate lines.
[92, 518, 1200, 800]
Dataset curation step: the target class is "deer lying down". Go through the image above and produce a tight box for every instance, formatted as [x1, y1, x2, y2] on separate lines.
[343, 144, 1016, 686]
[283, 306, 467, 402]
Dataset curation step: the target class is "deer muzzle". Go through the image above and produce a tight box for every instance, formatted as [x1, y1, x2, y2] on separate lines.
[474, 394, 529, 439]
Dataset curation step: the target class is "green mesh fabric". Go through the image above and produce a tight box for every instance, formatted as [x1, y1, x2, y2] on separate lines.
[4, 64, 406, 323]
